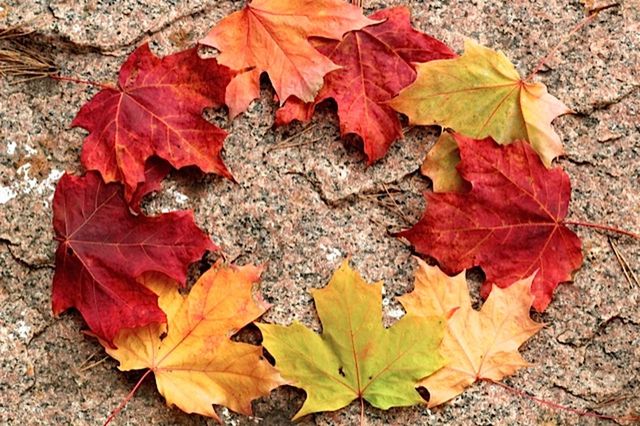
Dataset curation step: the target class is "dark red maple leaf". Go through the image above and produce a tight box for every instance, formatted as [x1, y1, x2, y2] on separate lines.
[397, 133, 583, 311]
[72, 43, 233, 202]
[275, 7, 455, 163]
[52, 172, 216, 344]
[129, 157, 172, 213]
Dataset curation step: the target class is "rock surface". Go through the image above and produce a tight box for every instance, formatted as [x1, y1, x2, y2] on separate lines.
[1, 0, 638, 425]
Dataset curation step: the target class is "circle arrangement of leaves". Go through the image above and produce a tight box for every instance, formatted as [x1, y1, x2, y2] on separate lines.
[6, 0, 636, 424]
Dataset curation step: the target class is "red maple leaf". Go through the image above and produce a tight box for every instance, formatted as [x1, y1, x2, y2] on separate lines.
[276, 7, 455, 163]
[128, 157, 172, 213]
[397, 133, 583, 311]
[72, 43, 233, 201]
[51, 172, 216, 344]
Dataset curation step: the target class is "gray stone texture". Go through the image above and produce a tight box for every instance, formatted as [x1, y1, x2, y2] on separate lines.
[0, 0, 638, 425]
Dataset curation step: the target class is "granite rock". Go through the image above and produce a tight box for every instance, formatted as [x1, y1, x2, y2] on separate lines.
[0, 1, 638, 425]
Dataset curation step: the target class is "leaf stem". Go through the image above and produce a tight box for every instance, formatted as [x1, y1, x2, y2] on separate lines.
[359, 397, 365, 426]
[525, 6, 617, 81]
[103, 369, 152, 426]
[487, 379, 639, 422]
[564, 220, 639, 240]
[51, 74, 115, 90]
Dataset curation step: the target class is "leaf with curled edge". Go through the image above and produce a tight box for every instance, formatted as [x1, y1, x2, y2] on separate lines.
[101, 264, 284, 422]
[200, 0, 376, 118]
[396, 135, 583, 311]
[275, 7, 455, 163]
[258, 260, 445, 421]
[51, 171, 216, 344]
[72, 43, 233, 202]
[399, 260, 543, 407]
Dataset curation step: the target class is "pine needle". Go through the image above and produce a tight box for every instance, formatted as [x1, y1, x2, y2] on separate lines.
[0, 25, 58, 81]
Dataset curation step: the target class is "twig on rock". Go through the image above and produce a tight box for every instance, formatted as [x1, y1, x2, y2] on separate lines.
[608, 237, 639, 287]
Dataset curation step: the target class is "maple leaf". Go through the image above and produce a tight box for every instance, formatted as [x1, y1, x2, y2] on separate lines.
[389, 39, 571, 167]
[103, 264, 284, 421]
[128, 157, 172, 212]
[200, 0, 376, 118]
[399, 260, 543, 407]
[421, 131, 468, 193]
[52, 172, 216, 343]
[258, 260, 445, 420]
[275, 7, 455, 163]
[396, 136, 583, 311]
[72, 43, 233, 201]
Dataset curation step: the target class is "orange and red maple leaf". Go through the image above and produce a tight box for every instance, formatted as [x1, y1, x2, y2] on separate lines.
[72, 44, 233, 202]
[276, 7, 455, 163]
[200, 0, 375, 118]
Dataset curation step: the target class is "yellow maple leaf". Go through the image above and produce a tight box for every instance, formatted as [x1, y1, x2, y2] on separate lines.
[201, 0, 376, 118]
[389, 39, 570, 167]
[101, 264, 284, 421]
[421, 131, 468, 193]
[399, 259, 544, 407]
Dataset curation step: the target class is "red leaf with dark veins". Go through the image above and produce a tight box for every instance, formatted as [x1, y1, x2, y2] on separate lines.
[276, 7, 455, 163]
[51, 172, 216, 344]
[72, 43, 234, 201]
[397, 134, 583, 311]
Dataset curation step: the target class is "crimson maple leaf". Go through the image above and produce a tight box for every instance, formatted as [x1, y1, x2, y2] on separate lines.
[128, 157, 172, 213]
[276, 7, 455, 163]
[397, 134, 583, 311]
[72, 44, 233, 202]
[51, 172, 216, 344]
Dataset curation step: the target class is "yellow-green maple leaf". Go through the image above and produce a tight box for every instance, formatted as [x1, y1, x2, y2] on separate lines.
[101, 264, 284, 421]
[390, 39, 570, 167]
[421, 131, 467, 193]
[258, 260, 445, 420]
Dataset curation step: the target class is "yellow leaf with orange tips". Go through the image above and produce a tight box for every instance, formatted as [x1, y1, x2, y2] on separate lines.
[200, 0, 376, 118]
[390, 39, 570, 167]
[101, 264, 284, 421]
[399, 259, 544, 407]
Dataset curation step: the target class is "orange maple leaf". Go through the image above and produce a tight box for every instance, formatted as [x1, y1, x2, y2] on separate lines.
[200, 0, 376, 118]
[400, 259, 543, 407]
[101, 264, 284, 421]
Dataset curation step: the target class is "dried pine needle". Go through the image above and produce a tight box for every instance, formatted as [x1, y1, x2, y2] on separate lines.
[0, 26, 57, 81]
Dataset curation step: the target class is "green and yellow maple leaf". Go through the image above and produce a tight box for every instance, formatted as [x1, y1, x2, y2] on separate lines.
[390, 39, 570, 167]
[258, 260, 445, 420]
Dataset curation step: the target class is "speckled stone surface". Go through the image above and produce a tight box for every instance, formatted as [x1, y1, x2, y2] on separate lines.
[1, 0, 638, 425]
